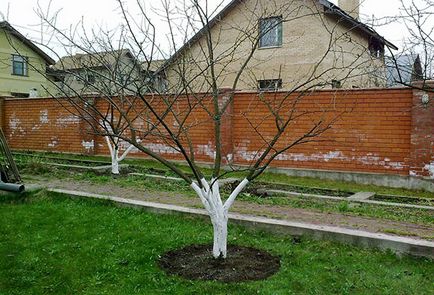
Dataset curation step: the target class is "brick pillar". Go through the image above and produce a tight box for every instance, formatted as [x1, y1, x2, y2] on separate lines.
[0, 98, 5, 131]
[218, 88, 234, 165]
[409, 81, 434, 179]
[79, 96, 97, 155]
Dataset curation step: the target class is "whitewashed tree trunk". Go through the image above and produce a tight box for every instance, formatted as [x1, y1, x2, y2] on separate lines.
[191, 178, 249, 258]
[111, 148, 120, 174]
[105, 136, 135, 175]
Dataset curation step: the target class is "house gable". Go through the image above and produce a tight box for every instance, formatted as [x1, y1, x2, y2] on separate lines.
[0, 22, 55, 97]
[160, 0, 395, 91]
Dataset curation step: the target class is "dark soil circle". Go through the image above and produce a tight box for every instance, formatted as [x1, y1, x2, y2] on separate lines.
[158, 244, 280, 283]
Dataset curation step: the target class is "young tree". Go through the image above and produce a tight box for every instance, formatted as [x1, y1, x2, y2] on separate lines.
[37, 0, 390, 258]
[50, 41, 151, 174]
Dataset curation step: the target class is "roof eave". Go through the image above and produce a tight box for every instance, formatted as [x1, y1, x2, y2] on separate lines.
[319, 0, 398, 50]
[0, 21, 55, 65]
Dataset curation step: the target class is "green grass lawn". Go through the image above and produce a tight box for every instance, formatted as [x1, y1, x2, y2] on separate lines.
[0, 191, 433, 295]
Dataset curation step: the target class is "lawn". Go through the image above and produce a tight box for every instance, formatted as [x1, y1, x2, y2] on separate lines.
[0, 191, 433, 294]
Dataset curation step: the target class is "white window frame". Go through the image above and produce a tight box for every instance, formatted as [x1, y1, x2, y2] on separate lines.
[259, 16, 283, 48]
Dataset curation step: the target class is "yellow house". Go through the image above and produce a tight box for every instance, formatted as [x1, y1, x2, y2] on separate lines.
[159, 0, 398, 92]
[0, 21, 55, 98]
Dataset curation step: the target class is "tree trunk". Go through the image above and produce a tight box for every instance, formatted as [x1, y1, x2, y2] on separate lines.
[211, 209, 228, 258]
[111, 157, 120, 174]
[111, 147, 120, 175]
[191, 178, 249, 259]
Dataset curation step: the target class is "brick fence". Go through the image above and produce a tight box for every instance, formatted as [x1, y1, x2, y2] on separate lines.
[1, 86, 433, 182]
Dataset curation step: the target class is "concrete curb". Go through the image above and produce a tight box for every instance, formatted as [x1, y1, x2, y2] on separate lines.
[265, 189, 434, 211]
[44, 162, 128, 172]
[49, 188, 434, 259]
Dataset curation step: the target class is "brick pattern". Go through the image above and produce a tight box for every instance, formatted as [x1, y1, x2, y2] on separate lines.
[2, 88, 431, 178]
[409, 84, 434, 178]
[4, 98, 88, 154]
[232, 89, 413, 175]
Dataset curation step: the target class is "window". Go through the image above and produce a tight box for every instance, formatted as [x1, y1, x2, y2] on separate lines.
[368, 38, 384, 59]
[12, 55, 28, 76]
[258, 79, 282, 90]
[259, 17, 282, 48]
[11, 92, 29, 98]
[331, 80, 342, 89]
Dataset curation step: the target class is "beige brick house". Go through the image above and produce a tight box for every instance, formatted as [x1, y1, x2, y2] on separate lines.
[53, 49, 150, 96]
[158, 0, 397, 92]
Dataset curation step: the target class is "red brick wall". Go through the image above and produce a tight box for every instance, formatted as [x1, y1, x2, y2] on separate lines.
[2, 87, 432, 179]
[232, 89, 413, 175]
[3, 98, 89, 154]
[92, 95, 216, 162]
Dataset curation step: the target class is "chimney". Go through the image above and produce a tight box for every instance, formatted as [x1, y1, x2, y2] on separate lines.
[338, 0, 360, 20]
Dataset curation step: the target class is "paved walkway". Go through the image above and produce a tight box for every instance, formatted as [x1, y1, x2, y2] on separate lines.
[26, 177, 434, 241]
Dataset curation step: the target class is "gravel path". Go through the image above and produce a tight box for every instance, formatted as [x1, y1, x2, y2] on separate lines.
[28, 177, 434, 241]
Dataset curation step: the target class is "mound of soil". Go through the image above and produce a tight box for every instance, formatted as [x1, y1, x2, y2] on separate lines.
[158, 244, 280, 283]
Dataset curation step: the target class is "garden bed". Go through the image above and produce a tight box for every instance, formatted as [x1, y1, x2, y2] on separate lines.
[224, 181, 354, 198]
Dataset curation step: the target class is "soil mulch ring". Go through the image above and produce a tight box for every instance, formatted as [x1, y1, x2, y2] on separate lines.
[158, 244, 281, 283]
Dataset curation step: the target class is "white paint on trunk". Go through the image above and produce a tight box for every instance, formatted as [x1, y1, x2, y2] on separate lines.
[111, 155, 120, 174]
[191, 178, 249, 258]
[105, 136, 136, 175]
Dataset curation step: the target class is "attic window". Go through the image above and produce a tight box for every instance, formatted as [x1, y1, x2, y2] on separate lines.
[12, 55, 28, 76]
[258, 79, 282, 90]
[331, 80, 342, 89]
[259, 17, 282, 48]
[369, 38, 384, 59]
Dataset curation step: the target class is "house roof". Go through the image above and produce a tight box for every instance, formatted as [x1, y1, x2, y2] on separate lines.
[54, 49, 139, 71]
[318, 0, 398, 50]
[157, 0, 398, 73]
[143, 59, 166, 72]
[0, 21, 55, 65]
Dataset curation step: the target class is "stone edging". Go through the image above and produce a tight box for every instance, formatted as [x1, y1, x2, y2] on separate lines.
[48, 188, 434, 260]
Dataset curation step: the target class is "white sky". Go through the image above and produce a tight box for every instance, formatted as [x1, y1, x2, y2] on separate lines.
[0, 0, 410, 58]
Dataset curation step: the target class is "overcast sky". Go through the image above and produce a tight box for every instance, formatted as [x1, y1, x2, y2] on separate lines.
[0, 0, 408, 57]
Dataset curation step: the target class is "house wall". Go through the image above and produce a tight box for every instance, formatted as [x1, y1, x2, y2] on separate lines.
[57, 55, 147, 96]
[1, 87, 433, 184]
[0, 29, 52, 97]
[164, 0, 385, 92]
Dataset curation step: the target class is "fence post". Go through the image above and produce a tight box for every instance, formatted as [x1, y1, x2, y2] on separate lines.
[0, 98, 5, 131]
[79, 96, 98, 155]
[409, 81, 434, 179]
[218, 88, 234, 165]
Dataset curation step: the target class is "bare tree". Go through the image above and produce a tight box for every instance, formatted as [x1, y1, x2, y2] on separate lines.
[383, 0, 434, 90]
[35, 0, 390, 258]
[48, 34, 152, 174]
